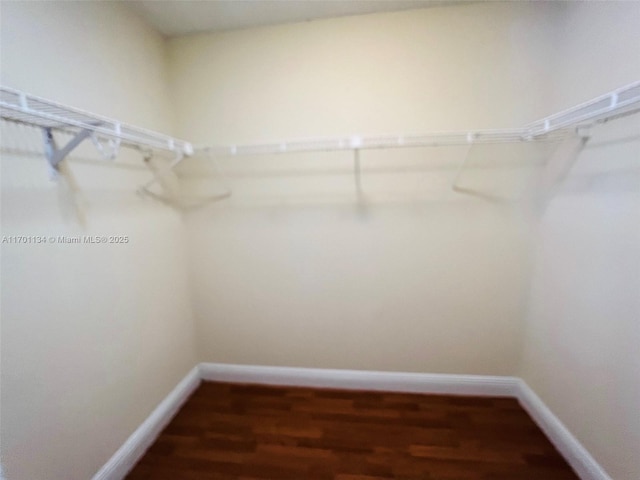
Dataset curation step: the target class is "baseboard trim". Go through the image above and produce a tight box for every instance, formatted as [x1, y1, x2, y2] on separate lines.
[200, 363, 611, 480]
[93, 363, 612, 480]
[517, 380, 612, 480]
[91, 366, 201, 480]
[198, 362, 520, 397]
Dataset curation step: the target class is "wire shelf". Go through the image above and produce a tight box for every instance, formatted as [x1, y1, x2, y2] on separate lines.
[202, 129, 567, 157]
[200, 81, 640, 157]
[3, 81, 637, 161]
[526, 81, 640, 135]
[0, 86, 193, 156]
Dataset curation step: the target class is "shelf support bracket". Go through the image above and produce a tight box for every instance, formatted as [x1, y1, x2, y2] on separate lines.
[451, 133, 475, 191]
[42, 127, 92, 173]
[354, 148, 364, 202]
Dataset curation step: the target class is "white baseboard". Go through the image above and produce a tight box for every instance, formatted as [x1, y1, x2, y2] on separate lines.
[517, 380, 612, 480]
[200, 363, 611, 480]
[199, 362, 520, 397]
[91, 366, 201, 480]
[92, 363, 612, 480]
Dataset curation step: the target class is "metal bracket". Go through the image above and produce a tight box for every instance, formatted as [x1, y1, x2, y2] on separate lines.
[354, 148, 363, 202]
[451, 134, 475, 191]
[42, 127, 92, 172]
[575, 125, 592, 140]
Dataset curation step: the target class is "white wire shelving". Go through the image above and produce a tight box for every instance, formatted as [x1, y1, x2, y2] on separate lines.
[526, 81, 640, 136]
[200, 80, 640, 157]
[0, 86, 193, 158]
[202, 128, 560, 158]
[1, 81, 638, 207]
[2, 81, 638, 162]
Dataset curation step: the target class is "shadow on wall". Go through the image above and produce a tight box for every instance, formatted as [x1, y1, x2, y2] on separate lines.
[0, 121, 186, 225]
[553, 134, 640, 195]
[176, 120, 640, 242]
[3, 119, 638, 221]
[177, 140, 565, 209]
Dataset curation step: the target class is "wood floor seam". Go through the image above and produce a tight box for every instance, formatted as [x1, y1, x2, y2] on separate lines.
[126, 382, 580, 480]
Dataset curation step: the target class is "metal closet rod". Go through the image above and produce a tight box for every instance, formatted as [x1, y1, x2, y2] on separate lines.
[198, 80, 640, 157]
[0, 86, 194, 157]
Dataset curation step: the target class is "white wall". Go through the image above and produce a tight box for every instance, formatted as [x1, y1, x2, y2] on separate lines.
[186, 200, 532, 374]
[0, 2, 196, 479]
[168, 2, 555, 143]
[2, 2, 638, 479]
[167, 2, 559, 374]
[520, 3, 640, 479]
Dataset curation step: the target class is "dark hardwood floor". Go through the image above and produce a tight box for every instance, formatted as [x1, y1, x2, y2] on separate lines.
[126, 382, 579, 479]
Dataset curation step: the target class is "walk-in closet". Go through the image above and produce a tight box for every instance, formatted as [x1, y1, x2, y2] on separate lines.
[1, 1, 638, 479]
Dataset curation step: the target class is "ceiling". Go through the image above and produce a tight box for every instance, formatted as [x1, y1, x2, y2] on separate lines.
[127, 0, 466, 37]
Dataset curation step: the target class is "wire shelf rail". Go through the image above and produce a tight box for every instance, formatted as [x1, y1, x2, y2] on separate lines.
[2, 81, 638, 161]
[0, 86, 193, 157]
[200, 81, 640, 157]
[1, 81, 638, 207]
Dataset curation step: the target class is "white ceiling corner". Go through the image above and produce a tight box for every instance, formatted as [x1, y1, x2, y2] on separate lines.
[126, 0, 468, 37]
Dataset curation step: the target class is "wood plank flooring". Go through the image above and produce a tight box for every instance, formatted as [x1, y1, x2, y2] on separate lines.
[126, 382, 579, 479]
